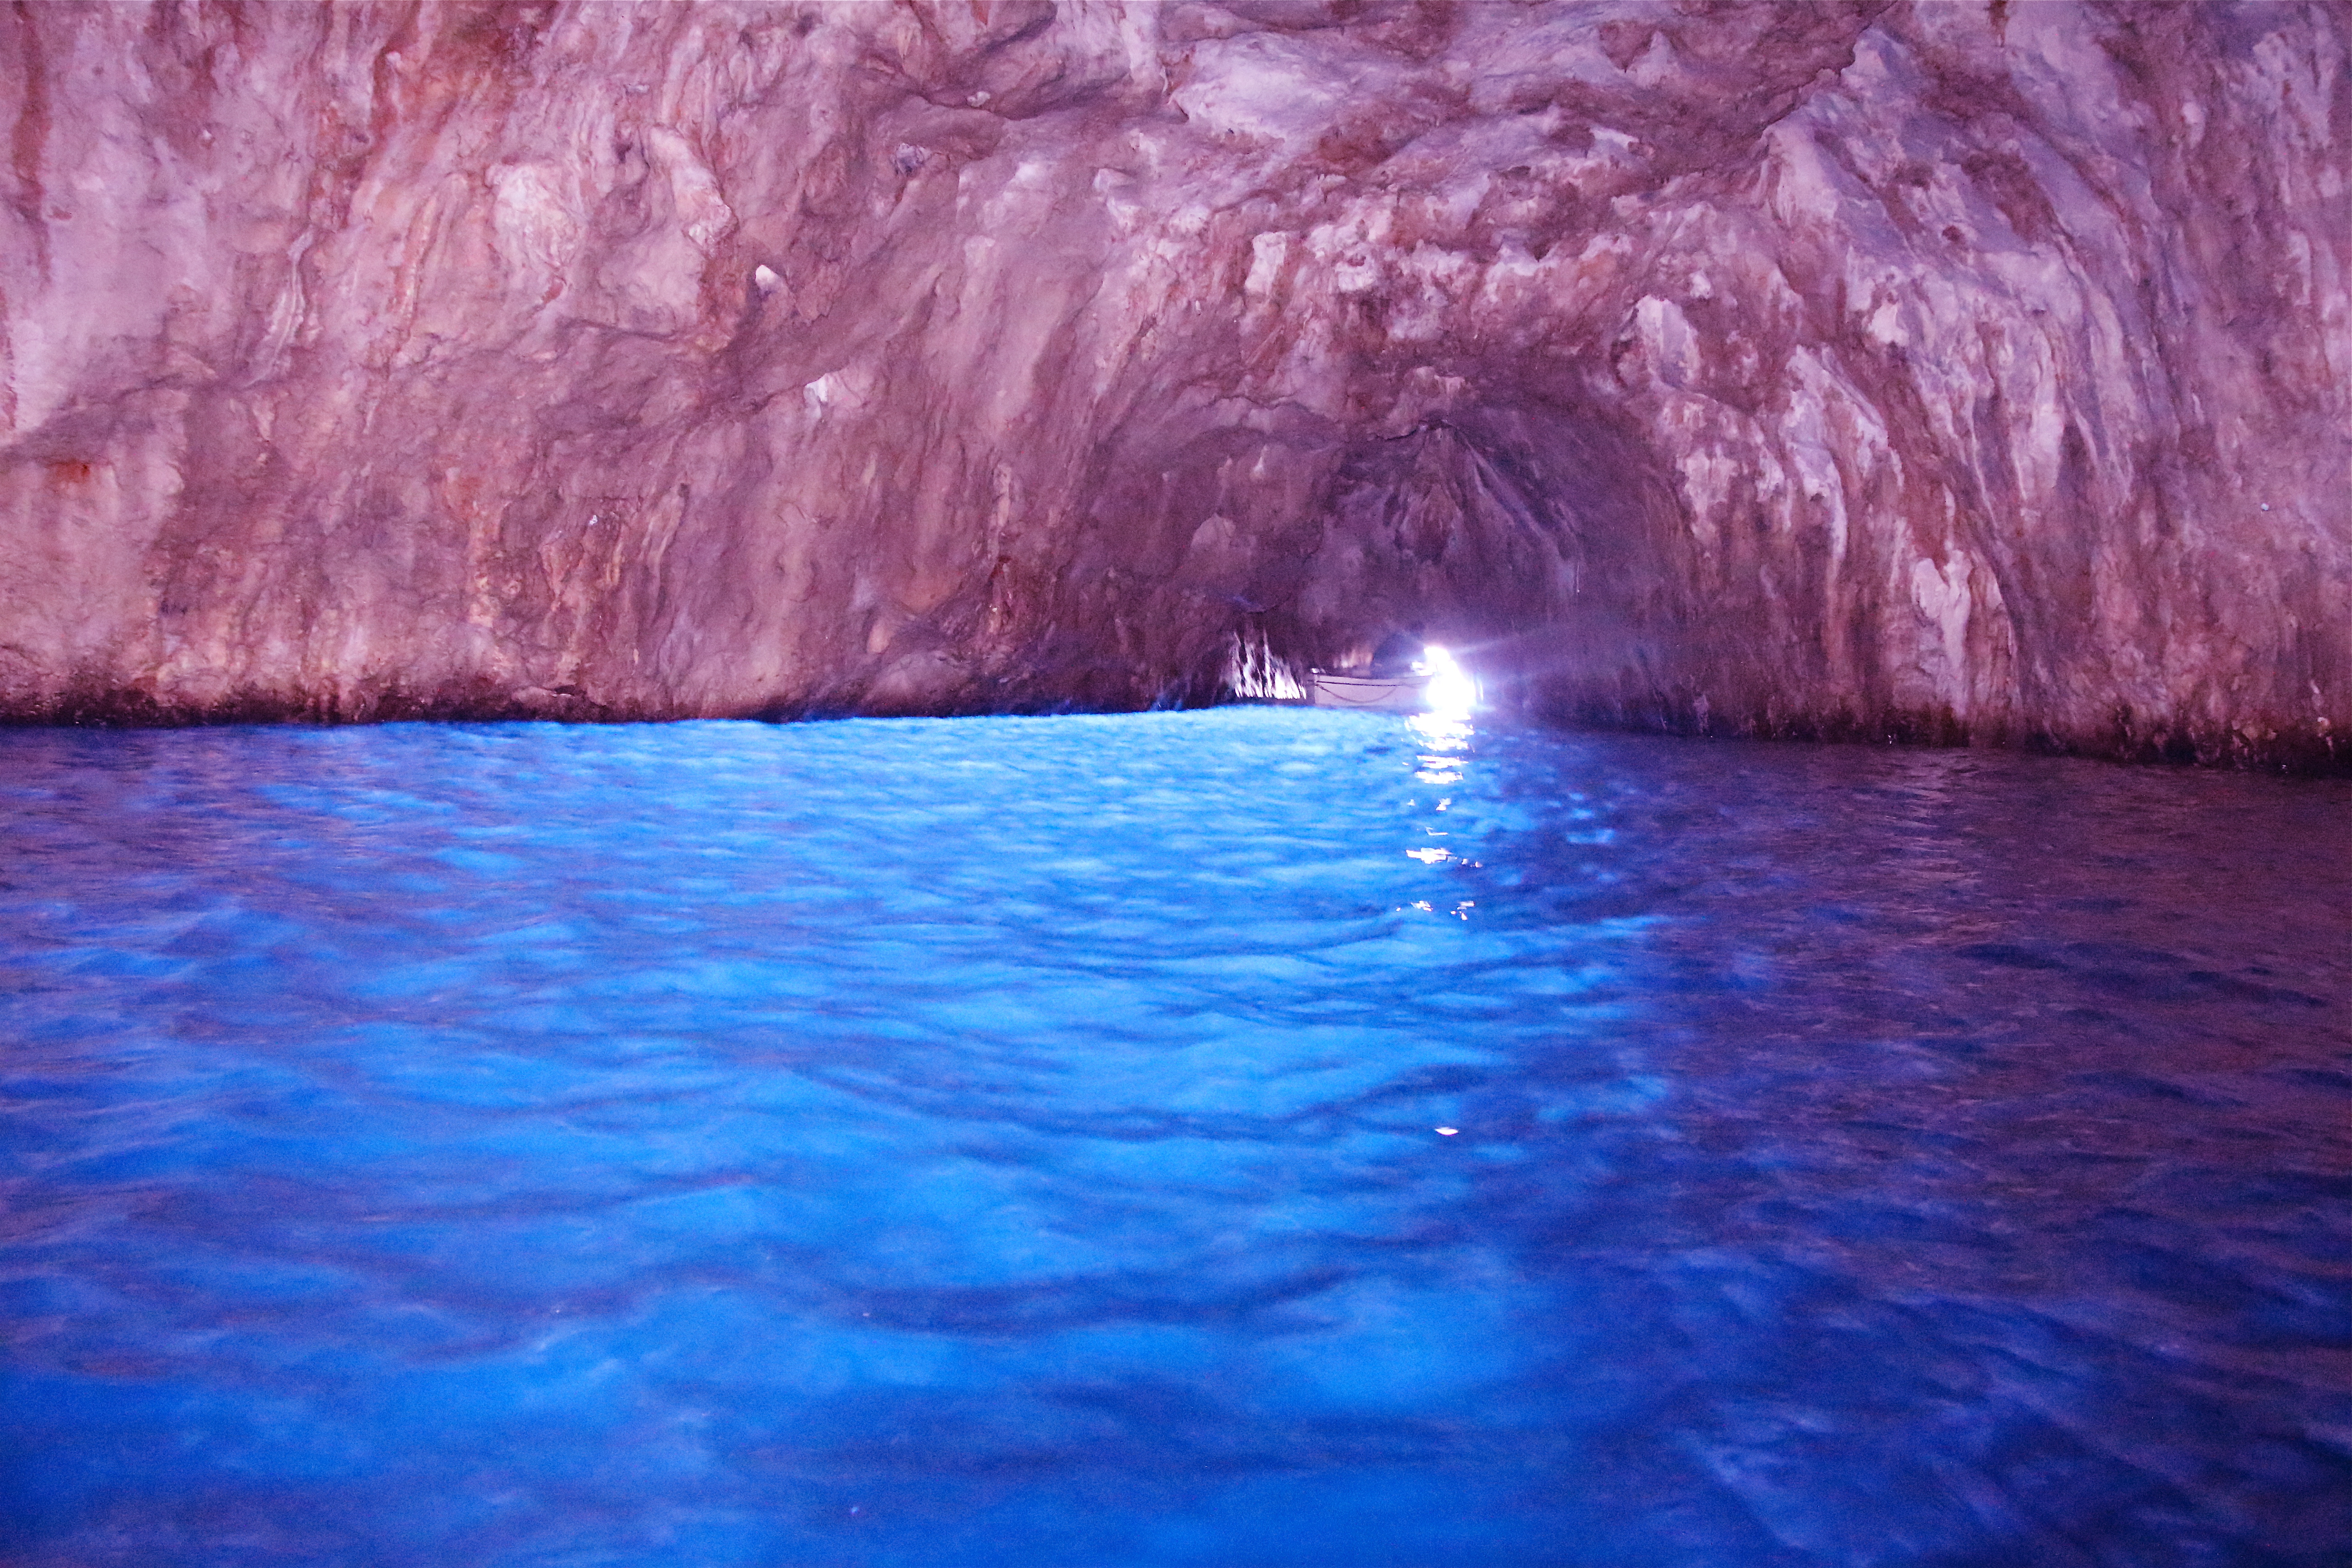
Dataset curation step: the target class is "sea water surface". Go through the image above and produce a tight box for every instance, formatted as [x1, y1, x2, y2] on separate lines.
[1, 708, 2346, 1568]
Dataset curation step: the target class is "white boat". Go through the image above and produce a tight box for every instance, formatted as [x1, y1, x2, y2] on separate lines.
[1305, 670, 1431, 712]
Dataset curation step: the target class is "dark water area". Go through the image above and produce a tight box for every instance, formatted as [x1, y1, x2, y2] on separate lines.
[0, 708, 2345, 1568]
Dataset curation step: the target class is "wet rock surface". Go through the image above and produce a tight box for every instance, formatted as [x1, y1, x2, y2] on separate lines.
[0, 0, 2345, 766]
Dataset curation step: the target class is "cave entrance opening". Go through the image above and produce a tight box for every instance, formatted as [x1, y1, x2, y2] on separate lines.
[1210, 403, 1662, 721]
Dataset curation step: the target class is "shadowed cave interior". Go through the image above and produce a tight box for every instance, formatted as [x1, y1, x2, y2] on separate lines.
[1039, 400, 1667, 720]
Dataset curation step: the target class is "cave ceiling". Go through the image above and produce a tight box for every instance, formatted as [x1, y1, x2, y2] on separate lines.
[0, 0, 2344, 767]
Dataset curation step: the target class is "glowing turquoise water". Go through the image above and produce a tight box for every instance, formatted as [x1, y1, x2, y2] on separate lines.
[2, 709, 2346, 1566]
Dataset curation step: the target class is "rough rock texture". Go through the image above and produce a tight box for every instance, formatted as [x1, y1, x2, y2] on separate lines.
[1, 0, 2345, 766]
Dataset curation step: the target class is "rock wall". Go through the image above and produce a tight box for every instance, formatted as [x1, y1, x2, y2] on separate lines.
[1, 0, 2345, 767]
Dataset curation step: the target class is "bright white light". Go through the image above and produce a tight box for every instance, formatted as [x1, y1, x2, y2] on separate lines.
[1420, 644, 1477, 715]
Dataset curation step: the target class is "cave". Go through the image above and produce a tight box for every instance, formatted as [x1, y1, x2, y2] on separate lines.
[0, 0, 2341, 766]
[0, 3, 2346, 1564]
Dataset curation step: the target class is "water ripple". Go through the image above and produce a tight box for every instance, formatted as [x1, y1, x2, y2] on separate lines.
[1, 710, 2346, 1567]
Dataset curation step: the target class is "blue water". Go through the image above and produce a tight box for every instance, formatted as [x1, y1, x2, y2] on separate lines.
[1, 708, 2345, 1567]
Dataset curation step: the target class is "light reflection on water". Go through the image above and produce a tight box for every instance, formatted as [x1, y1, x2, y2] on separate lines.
[0, 708, 2346, 1568]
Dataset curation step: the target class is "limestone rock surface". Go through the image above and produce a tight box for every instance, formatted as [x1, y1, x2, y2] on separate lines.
[1, 0, 2345, 767]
